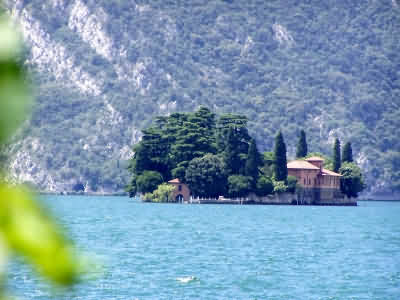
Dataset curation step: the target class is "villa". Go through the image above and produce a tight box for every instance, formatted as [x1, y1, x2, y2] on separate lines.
[287, 156, 347, 204]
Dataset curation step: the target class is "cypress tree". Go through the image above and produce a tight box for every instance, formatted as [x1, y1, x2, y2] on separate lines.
[296, 129, 308, 158]
[342, 142, 353, 163]
[223, 127, 242, 175]
[333, 138, 341, 172]
[273, 131, 288, 182]
[245, 139, 260, 189]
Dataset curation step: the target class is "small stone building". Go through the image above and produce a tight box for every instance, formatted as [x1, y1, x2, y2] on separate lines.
[287, 157, 343, 203]
[167, 178, 191, 203]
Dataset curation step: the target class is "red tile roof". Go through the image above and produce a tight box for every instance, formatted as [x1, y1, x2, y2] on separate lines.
[321, 169, 342, 177]
[168, 178, 181, 183]
[287, 160, 320, 170]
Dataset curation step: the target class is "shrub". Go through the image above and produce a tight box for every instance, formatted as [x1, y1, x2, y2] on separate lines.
[256, 176, 274, 196]
[227, 175, 251, 198]
[339, 162, 365, 198]
[136, 170, 163, 194]
[141, 183, 175, 202]
[273, 180, 287, 194]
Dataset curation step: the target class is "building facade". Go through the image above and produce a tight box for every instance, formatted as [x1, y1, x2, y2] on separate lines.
[287, 157, 343, 203]
[167, 178, 191, 203]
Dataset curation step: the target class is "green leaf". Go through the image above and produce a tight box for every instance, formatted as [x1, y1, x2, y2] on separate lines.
[0, 16, 32, 143]
[0, 185, 83, 285]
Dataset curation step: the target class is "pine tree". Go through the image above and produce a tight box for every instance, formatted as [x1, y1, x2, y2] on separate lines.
[245, 139, 260, 189]
[273, 131, 288, 182]
[296, 129, 308, 158]
[342, 142, 353, 163]
[333, 138, 341, 172]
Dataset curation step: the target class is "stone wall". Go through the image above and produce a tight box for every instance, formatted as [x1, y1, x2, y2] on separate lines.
[248, 190, 357, 206]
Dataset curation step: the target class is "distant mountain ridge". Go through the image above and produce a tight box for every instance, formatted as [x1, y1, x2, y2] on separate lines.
[4, 0, 400, 196]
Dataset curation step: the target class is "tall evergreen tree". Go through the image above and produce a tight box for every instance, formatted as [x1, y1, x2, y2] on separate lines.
[273, 131, 288, 182]
[216, 114, 250, 154]
[333, 138, 341, 172]
[245, 139, 261, 189]
[342, 142, 353, 163]
[296, 129, 308, 158]
[223, 127, 242, 175]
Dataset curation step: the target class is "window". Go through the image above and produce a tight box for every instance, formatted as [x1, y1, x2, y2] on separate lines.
[178, 185, 182, 191]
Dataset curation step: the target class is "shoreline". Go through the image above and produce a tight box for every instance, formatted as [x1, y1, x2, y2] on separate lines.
[39, 191, 128, 197]
[38, 192, 400, 203]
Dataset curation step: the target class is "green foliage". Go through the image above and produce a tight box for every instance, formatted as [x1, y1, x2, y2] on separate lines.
[286, 175, 298, 194]
[339, 162, 365, 198]
[222, 127, 243, 175]
[0, 16, 32, 144]
[0, 186, 84, 285]
[244, 138, 261, 189]
[342, 142, 353, 163]
[0, 14, 83, 298]
[296, 130, 307, 158]
[256, 176, 274, 196]
[219, 115, 251, 176]
[125, 175, 137, 197]
[260, 151, 274, 178]
[142, 193, 153, 202]
[273, 131, 287, 182]
[383, 151, 400, 192]
[227, 175, 251, 198]
[273, 180, 287, 194]
[185, 154, 226, 198]
[171, 164, 187, 182]
[135, 170, 163, 194]
[333, 138, 341, 172]
[170, 107, 217, 177]
[129, 109, 255, 198]
[216, 114, 250, 155]
[142, 183, 175, 203]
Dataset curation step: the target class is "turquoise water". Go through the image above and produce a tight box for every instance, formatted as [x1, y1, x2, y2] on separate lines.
[7, 196, 400, 299]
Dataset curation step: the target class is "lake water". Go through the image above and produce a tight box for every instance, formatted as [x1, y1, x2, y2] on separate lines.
[7, 196, 400, 299]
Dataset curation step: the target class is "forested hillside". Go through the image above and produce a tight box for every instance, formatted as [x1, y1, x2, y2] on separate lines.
[3, 0, 400, 196]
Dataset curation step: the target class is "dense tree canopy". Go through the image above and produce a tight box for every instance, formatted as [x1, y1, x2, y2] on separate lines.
[128, 107, 260, 198]
[128, 108, 367, 200]
[185, 154, 226, 198]
[339, 162, 365, 198]
[135, 170, 163, 194]
[227, 175, 251, 198]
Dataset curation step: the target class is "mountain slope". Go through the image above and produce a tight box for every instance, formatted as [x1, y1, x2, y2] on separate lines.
[4, 0, 400, 196]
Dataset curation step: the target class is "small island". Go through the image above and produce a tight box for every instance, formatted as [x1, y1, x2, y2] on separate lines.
[127, 107, 364, 206]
